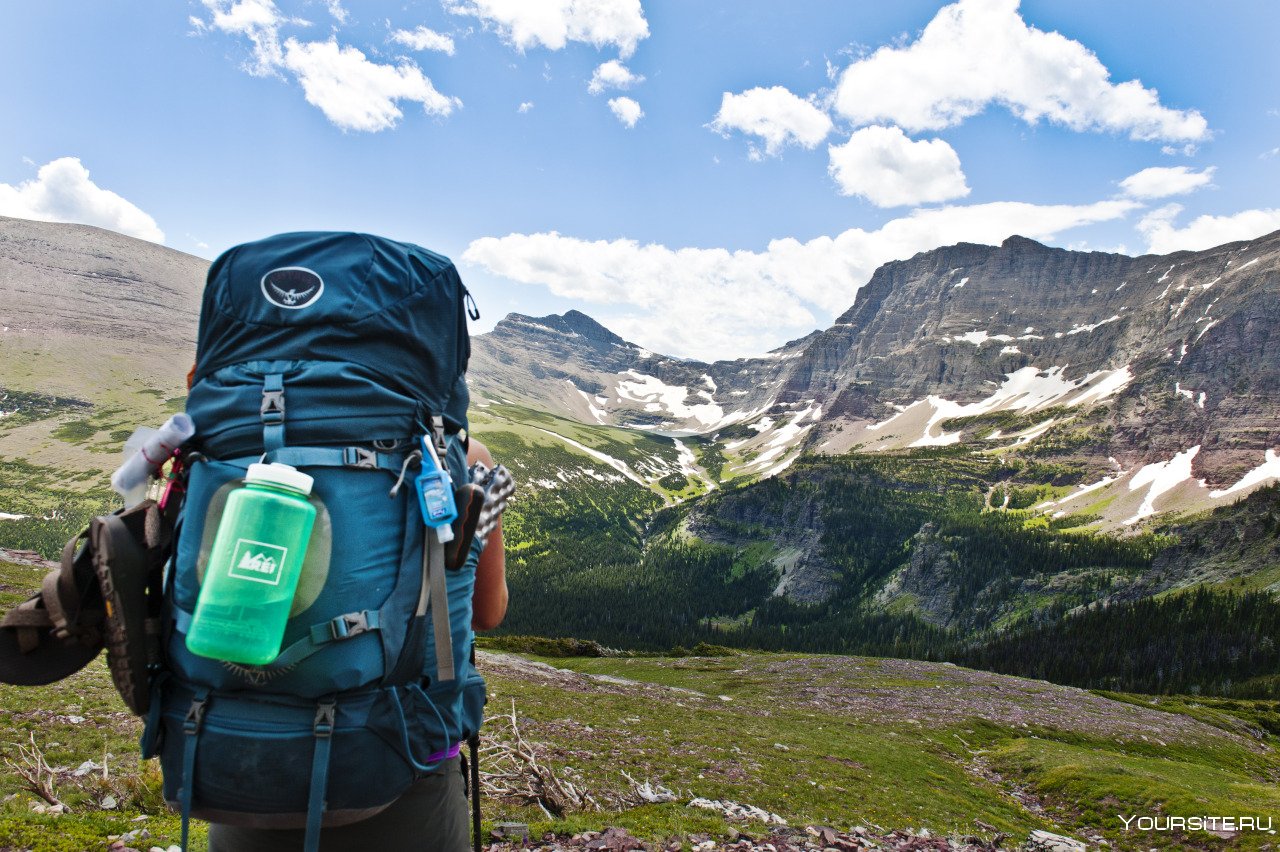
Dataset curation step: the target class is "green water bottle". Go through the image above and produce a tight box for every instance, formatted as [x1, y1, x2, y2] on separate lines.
[186, 462, 317, 665]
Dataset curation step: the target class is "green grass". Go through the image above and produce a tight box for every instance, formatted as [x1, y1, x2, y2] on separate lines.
[956, 719, 1280, 849]
[2, 551, 1277, 852]
[481, 652, 1280, 849]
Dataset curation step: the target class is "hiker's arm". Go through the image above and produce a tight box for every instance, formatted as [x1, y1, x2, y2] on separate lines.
[467, 438, 508, 630]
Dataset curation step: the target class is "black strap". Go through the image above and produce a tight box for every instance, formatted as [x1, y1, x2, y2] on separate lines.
[180, 688, 209, 851]
[469, 733, 482, 852]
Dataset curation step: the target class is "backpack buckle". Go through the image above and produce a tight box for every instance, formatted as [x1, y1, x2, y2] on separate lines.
[314, 701, 337, 739]
[183, 696, 208, 735]
[330, 611, 371, 640]
[260, 390, 286, 421]
[343, 447, 378, 469]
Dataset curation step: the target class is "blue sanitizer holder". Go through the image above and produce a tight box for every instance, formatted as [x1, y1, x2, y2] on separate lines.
[416, 437, 457, 542]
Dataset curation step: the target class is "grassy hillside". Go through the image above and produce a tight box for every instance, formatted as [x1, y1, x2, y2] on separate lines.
[2, 551, 1277, 851]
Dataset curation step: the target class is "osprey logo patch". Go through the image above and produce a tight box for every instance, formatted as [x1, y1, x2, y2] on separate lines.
[261, 267, 324, 310]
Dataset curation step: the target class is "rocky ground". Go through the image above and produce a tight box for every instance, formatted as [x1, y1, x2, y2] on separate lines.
[483, 823, 1093, 852]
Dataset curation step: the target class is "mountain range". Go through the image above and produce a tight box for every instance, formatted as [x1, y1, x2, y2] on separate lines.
[472, 230, 1280, 528]
[2, 216, 1279, 696]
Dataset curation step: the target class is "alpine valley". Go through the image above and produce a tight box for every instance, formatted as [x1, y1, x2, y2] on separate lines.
[2, 215, 1280, 699]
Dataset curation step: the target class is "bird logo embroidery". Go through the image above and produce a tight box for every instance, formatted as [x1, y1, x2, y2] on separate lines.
[261, 267, 325, 309]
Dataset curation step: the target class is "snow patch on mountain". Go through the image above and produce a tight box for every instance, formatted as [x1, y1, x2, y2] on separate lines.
[862, 365, 1133, 449]
[615, 371, 725, 427]
[1124, 446, 1204, 524]
[1210, 448, 1280, 500]
[534, 428, 648, 489]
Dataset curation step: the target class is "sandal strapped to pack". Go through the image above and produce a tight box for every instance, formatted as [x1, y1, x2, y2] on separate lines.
[0, 529, 105, 685]
[0, 499, 173, 712]
[91, 500, 171, 715]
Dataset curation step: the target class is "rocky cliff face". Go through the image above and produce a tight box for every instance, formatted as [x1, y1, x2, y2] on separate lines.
[472, 230, 1280, 523]
[808, 233, 1280, 485]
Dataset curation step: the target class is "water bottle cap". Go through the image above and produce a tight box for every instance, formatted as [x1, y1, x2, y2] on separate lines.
[245, 462, 314, 495]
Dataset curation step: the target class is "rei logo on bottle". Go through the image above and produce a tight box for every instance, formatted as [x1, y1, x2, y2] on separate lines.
[261, 267, 324, 310]
[227, 539, 288, 585]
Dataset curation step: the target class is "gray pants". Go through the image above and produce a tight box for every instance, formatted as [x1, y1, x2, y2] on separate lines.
[207, 757, 470, 852]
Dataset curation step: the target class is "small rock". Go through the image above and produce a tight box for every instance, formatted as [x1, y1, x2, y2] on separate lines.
[1025, 829, 1087, 851]
[101, 795, 119, 810]
[492, 822, 530, 841]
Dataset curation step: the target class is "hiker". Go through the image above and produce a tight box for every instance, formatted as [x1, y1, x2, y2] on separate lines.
[207, 436, 507, 852]
[0, 233, 514, 852]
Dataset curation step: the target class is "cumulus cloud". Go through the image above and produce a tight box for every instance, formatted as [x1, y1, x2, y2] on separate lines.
[588, 59, 643, 95]
[445, 0, 649, 58]
[709, 86, 833, 159]
[390, 26, 456, 55]
[1118, 165, 1215, 199]
[1138, 204, 1280, 254]
[281, 38, 460, 131]
[518, 101, 535, 113]
[832, 0, 1208, 142]
[0, 158, 164, 243]
[608, 96, 643, 128]
[462, 198, 1136, 360]
[196, 0, 459, 131]
[828, 126, 969, 207]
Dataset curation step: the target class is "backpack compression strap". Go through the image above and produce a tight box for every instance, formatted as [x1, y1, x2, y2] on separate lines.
[304, 699, 337, 852]
[417, 528, 454, 683]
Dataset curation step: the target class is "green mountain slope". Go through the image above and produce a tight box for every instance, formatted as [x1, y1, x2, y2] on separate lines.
[2, 555, 1276, 852]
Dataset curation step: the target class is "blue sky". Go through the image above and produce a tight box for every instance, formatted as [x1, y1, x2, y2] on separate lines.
[2, 0, 1278, 361]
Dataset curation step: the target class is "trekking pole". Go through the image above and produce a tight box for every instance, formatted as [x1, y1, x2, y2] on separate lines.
[469, 732, 482, 852]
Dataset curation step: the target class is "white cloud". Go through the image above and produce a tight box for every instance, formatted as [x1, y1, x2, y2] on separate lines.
[445, 0, 649, 58]
[390, 25, 456, 55]
[198, 1, 459, 131]
[280, 37, 460, 131]
[199, 0, 291, 75]
[608, 96, 643, 128]
[709, 86, 832, 159]
[462, 198, 1136, 360]
[0, 158, 164, 243]
[326, 0, 348, 24]
[518, 101, 535, 113]
[832, 0, 1208, 142]
[588, 59, 643, 95]
[1118, 165, 1215, 199]
[1138, 204, 1280, 254]
[828, 125, 969, 207]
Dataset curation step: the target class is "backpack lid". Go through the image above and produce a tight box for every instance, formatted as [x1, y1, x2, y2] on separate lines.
[193, 232, 472, 428]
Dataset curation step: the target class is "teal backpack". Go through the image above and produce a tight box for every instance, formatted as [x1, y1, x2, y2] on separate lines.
[143, 232, 488, 851]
